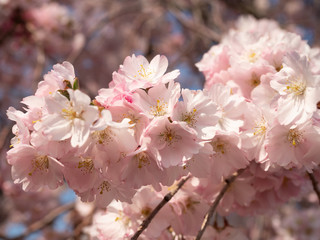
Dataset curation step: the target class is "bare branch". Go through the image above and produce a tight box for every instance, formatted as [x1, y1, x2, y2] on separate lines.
[168, 8, 221, 42]
[131, 175, 191, 240]
[307, 171, 320, 205]
[195, 168, 246, 240]
[0, 203, 75, 240]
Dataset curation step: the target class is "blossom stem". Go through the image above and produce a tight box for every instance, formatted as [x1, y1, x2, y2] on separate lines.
[307, 171, 320, 205]
[195, 168, 246, 240]
[131, 175, 191, 240]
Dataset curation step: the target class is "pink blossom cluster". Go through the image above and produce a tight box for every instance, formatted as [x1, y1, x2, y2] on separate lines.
[196, 15, 320, 172]
[84, 183, 248, 239]
[6, 15, 320, 239]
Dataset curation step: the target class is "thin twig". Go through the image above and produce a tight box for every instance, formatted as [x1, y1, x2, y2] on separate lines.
[0, 203, 75, 240]
[0, 125, 11, 154]
[67, 2, 142, 63]
[131, 175, 191, 240]
[307, 171, 320, 204]
[168, 8, 221, 42]
[195, 168, 246, 240]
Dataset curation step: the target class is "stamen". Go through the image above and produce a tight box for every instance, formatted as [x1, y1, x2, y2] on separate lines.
[78, 157, 94, 174]
[159, 127, 181, 146]
[141, 206, 152, 217]
[287, 128, 303, 146]
[251, 73, 261, 87]
[98, 181, 111, 194]
[181, 108, 197, 127]
[253, 118, 267, 136]
[285, 76, 306, 96]
[150, 99, 168, 117]
[135, 152, 150, 168]
[94, 127, 114, 144]
[137, 64, 153, 79]
[211, 139, 226, 154]
[62, 108, 78, 120]
[29, 155, 49, 176]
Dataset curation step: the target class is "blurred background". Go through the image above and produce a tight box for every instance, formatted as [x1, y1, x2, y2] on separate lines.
[1, 0, 320, 239]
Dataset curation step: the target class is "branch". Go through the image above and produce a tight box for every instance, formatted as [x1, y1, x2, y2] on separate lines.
[168, 8, 221, 42]
[131, 175, 191, 240]
[307, 171, 320, 204]
[0, 202, 75, 240]
[0, 125, 11, 154]
[67, 2, 142, 63]
[195, 168, 246, 240]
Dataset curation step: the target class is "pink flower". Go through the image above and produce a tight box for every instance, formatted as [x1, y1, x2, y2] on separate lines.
[145, 117, 201, 168]
[172, 88, 218, 139]
[7, 107, 30, 146]
[205, 83, 246, 133]
[40, 89, 99, 147]
[270, 52, 320, 125]
[208, 132, 249, 182]
[132, 80, 180, 119]
[113, 54, 180, 91]
[265, 120, 320, 171]
[7, 144, 64, 191]
[35, 61, 76, 97]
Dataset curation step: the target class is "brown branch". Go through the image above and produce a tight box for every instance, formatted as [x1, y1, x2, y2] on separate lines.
[131, 175, 191, 240]
[168, 9, 221, 42]
[67, 1, 142, 63]
[195, 168, 246, 240]
[0, 202, 75, 240]
[0, 125, 11, 154]
[307, 171, 320, 205]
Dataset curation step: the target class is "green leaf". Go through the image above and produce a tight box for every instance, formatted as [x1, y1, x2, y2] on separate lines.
[73, 77, 79, 90]
[58, 90, 70, 100]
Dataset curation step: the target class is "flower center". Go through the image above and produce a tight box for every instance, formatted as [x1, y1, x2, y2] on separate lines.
[253, 118, 267, 136]
[78, 157, 94, 174]
[135, 152, 150, 168]
[136, 64, 154, 79]
[211, 139, 226, 154]
[285, 76, 306, 96]
[98, 181, 111, 194]
[159, 127, 181, 146]
[251, 73, 261, 87]
[29, 155, 49, 176]
[287, 128, 303, 146]
[141, 206, 152, 217]
[248, 50, 259, 63]
[181, 108, 197, 127]
[150, 99, 168, 117]
[94, 127, 114, 144]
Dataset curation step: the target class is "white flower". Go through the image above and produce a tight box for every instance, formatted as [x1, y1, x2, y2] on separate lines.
[41, 89, 99, 147]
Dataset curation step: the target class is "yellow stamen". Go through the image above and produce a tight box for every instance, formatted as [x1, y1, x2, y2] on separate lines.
[150, 99, 168, 117]
[287, 128, 303, 147]
[159, 127, 181, 146]
[181, 108, 197, 127]
[28, 155, 49, 176]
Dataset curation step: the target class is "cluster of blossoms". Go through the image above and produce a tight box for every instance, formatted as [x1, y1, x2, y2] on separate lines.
[0, 0, 75, 51]
[6, 15, 320, 239]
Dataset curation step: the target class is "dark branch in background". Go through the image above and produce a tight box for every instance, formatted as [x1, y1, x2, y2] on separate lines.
[67, 1, 142, 63]
[307, 171, 320, 205]
[0, 203, 74, 240]
[195, 168, 246, 240]
[168, 8, 221, 43]
[130, 175, 191, 240]
[219, 0, 265, 19]
[0, 125, 11, 155]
